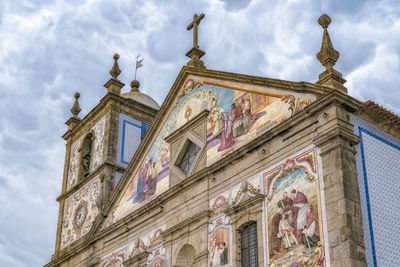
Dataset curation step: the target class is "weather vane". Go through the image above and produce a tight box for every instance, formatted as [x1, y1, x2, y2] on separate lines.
[134, 54, 144, 80]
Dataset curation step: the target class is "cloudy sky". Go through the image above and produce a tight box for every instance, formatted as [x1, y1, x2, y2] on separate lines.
[0, 0, 399, 266]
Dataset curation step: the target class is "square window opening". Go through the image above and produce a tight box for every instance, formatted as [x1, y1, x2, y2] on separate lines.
[176, 140, 201, 174]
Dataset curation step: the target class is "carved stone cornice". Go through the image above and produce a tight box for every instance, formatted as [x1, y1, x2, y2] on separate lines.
[193, 250, 209, 264]
[161, 210, 209, 240]
[183, 67, 333, 97]
[86, 255, 101, 267]
[122, 250, 150, 267]
[224, 193, 265, 217]
[313, 126, 361, 155]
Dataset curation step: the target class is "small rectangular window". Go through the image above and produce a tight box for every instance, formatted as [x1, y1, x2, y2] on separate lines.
[240, 222, 258, 267]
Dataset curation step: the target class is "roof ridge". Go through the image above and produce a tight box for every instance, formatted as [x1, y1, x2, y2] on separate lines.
[363, 100, 400, 127]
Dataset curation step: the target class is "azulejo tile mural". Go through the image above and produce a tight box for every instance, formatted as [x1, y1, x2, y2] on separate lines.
[67, 135, 83, 190]
[264, 148, 325, 267]
[100, 226, 166, 267]
[108, 76, 314, 225]
[67, 115, 106, 190]
[101, 246, 128, 267]
[209, 214, 232, 267]
[90, 116, 106, 172]
[61, 175, 101, 249]
[208, 175, 261, 267]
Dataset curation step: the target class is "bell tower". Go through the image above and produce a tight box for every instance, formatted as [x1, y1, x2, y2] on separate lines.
[52, 54, 159, 255]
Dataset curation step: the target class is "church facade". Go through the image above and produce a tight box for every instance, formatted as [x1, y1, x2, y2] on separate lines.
[46, 14, 400, 267]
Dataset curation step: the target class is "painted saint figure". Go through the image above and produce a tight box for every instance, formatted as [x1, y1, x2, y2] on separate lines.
[220, 242, 228, 265]
[231, 101, 244, 137]
[241, 97, 255, 133]
[146, 158, 158, 198]
[301, 205, 320, 247]
[270, 208, 283, 258]
[291, 189, 309, 242]
[134, 162, 148, 203]
[211, 242, 222, 266]
[218, 112, 234, 151]
[211, 97, 223, 138]
[278, 191, 293, 213]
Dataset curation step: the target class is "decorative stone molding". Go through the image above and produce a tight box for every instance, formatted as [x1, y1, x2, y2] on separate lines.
[122, 250, 150, 267]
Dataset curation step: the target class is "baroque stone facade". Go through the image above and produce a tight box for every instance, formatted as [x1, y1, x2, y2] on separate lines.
[46, 14, 400, 267]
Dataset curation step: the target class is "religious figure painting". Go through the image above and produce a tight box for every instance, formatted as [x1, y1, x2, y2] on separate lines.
[109, 75, 314, 225]
[147, 246, 165, 267]
[264, 148, 325, 266]
[209, 214, 231, 267]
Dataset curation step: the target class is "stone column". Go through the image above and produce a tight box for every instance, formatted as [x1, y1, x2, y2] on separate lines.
[314, 104, 366, 266]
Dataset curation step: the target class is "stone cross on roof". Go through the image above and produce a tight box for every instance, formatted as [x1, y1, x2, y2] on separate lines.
[187, 13, 205, 48]
[186, 13, 206, 69]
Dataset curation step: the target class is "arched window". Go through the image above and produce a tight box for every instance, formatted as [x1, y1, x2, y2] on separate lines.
[238, 221, 258, 267]
[176, 244, 195, 267]
[79, 133, 93, 180]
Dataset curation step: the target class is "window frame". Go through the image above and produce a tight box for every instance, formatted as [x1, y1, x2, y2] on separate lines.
[238, 221, 259, 267]
[176, 139, 201, 174]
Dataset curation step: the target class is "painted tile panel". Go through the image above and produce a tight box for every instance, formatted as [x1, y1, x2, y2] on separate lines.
[66, 115, 106, 190]
[66, 136, 83, 190]
[264, 148, 325, 266]
[108, 75, 315, 226]
[61, 175, 101, 249]
[90, 116, 106, 172]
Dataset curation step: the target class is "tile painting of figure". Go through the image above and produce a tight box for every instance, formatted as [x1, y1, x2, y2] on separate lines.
[209, 214, 231, 267]
[264, 148, 325, 266]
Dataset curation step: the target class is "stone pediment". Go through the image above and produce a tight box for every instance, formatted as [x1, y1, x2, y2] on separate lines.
[90, 66, 330, 235]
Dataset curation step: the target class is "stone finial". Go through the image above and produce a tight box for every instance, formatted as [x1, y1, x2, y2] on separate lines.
[130, 79, 140, 92]
[65, 92, 81, 131]
[186, 13, 206, 68]
[317, 14, 339, 71]
[316, 14, 347, 92]
[109, 53, 121, 80]
[104, 53, 125, 95]
[71, 92, 81, 118]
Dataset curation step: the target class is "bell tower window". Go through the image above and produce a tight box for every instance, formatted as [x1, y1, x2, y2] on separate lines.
[79, 133, 94, 180]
